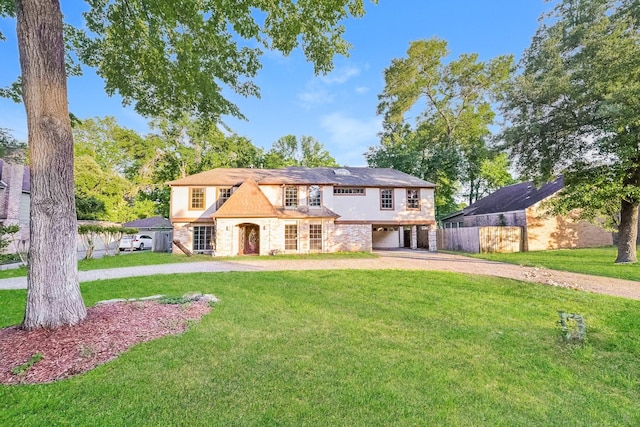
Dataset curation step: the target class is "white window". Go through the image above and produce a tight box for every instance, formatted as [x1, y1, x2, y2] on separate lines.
[333, 187, 365, 195]
[285, 224, 298, 250]
[217, 187, 232, 209]
[380, 188, 394, 210]
[285, 186, 298, 208]
[308, 185, 321, 207]
[309, 224, 322, 251]
[407, 189, 420, 210]
[193, 226, 214, 251]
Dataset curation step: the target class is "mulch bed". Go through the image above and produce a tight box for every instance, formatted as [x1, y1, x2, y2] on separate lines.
[0, 300, 211, 385]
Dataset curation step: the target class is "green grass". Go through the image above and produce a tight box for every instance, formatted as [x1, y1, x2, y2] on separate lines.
[466, 246, 640, 281]
[0, 251, 377, 280]
[2, 270, 640, 426]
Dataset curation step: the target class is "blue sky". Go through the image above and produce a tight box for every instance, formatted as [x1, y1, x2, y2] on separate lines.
[0, 1, 548, 166]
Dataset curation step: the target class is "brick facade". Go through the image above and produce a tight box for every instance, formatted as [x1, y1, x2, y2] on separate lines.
[326, 223, 372, 253]
[525, 205, 613, 251]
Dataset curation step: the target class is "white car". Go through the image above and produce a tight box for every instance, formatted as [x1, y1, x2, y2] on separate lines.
[119, 234, 153, 251]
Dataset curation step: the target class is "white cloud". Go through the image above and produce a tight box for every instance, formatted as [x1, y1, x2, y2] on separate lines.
[298, 87, 335, 106]
[320, 112, 382, 165]
[355, 86, 369, 94]
[321, 65, 361, 85]
[321, 112, 382, 144]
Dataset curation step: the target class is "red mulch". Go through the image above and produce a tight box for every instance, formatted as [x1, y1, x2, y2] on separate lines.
[0, 300, 211, 385]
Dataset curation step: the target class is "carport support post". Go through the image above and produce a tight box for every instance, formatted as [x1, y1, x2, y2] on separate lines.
[428, 225, 437, 251]
[411, 226, 418, 250]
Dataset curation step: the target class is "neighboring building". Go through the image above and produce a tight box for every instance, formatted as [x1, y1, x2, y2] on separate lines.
[0, 160, 30, 251]
[123, 216, 173, 233]
[168, 167, 437, 256]
[123, 216, 174, 252]
[441, 176, 613, 251]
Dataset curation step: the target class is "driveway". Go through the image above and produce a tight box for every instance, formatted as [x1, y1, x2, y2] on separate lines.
[1, 250, 638, 300]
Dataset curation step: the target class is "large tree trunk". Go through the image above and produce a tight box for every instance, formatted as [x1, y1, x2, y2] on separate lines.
[615, 199, 639, 264]
[17, 0, 86, 329]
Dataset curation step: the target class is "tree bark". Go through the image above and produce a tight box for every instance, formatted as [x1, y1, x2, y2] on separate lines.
[17, 0, 86, 329]
[615, 199, 639, 264]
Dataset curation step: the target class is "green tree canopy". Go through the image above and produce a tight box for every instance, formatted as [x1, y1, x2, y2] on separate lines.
[499, 0, 640, 263]
[263, 135, 339, 168]
[369, 38, 514, 218]
[1, 0, 375, 329]
[67, 0, 374, 124]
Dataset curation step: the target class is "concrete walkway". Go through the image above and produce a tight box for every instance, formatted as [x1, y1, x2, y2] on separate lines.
[1, 250, 638, 300]
[0, 261, 266, 291]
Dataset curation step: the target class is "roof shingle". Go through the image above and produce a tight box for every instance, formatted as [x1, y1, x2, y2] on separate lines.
[462, 176, 564, 217]
[168, 167, 435, 188]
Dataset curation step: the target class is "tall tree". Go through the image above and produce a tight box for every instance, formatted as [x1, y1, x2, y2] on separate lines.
[500, 0, 640, 263]
[370, 38, 513, 218]
[1, 0, 375, 329]
[73, 116, 144, 175]
[263, 135, 339, 168]
[15, 0, 87, 328]
[150, 116, 264, 181]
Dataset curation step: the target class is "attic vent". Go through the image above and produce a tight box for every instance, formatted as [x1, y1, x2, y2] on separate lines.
[333, 168, 351, 176]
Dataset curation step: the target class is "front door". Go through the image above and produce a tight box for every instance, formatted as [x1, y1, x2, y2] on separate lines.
[241, 224, 260, 255]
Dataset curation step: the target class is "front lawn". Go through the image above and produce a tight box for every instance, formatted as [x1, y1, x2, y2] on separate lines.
[1, 270, 639, 426]
[466, 246, 640, 281]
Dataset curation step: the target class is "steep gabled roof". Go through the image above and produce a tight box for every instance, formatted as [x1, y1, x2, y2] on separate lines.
[212, 177, 280, 218]
[168, 167, 436, 188]
[464, 176, 564, 217]
[211, 177, 341, 220]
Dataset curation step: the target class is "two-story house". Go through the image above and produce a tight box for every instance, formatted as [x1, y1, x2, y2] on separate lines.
[168, 167, 437, 256]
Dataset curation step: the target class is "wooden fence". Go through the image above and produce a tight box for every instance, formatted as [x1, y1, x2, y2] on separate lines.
[152, 231, 173, 252]
[437, 226, 523, 253]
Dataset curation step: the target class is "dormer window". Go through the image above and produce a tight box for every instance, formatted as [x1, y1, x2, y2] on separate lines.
[285, 186, 298, 208]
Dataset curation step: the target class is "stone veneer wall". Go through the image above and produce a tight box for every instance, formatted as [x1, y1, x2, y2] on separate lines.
[325, 223, 372, 253]
[525, 205, 613, 251]
[172, 222, 195, 255]
[214, 218, 283, 256]
[175, 219, 377, 256]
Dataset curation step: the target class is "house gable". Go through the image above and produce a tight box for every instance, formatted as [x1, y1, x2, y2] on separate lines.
[212, 177, 280, 218]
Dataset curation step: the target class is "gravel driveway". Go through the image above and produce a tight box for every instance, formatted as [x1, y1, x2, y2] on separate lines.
[1, 250, 638, 300]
